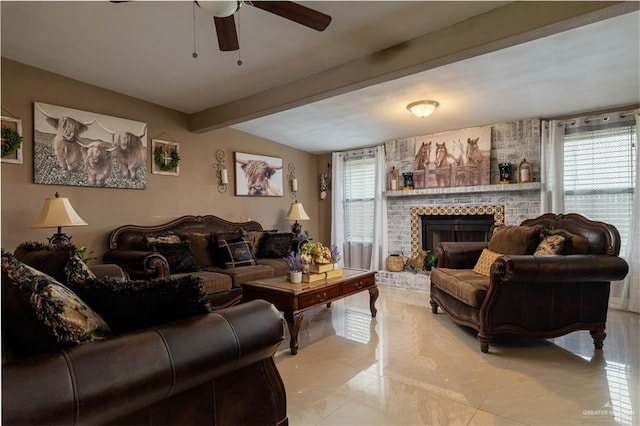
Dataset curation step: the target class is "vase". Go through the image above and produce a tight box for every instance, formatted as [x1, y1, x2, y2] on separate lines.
[289, 271, 302, 283]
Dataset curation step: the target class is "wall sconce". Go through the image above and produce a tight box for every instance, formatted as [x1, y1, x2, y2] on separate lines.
[213, 149, 229, 193]
[407, 100, 439, 118]
[31, 192, 87, 248]
[287, 163, 298, 198]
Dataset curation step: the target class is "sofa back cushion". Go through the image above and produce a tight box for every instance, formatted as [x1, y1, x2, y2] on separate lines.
[13, 241, 71, 284]
[179, 232, 216, 268]
[488, 225, 541, 255]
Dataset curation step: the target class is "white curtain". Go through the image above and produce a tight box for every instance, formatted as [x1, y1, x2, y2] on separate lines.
[331, 146, 387, 271]
[541, 120, 566, 214]
[541, 111, 640, 313]
[371, 145, 388, 271]
[610, 111, 640, 313]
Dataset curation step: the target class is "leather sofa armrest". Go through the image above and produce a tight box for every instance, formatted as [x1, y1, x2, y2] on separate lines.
[492, 254, 629, 284]
[2, 300, 285, 426]
[102, 249, 170, 279]
[436, 242, 488, 269]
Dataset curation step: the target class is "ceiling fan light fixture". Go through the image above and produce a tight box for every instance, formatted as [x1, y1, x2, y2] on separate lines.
[407, 100, 439, 118]
[197, 0, 241, 18]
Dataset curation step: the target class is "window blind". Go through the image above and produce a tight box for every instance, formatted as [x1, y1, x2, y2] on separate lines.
[563, 119, 636, 249]
[343, 154, 376, 243]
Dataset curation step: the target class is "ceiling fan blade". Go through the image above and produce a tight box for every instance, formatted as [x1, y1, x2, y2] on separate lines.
[214, 15, 239, 51]
[251, 1, 331, 32]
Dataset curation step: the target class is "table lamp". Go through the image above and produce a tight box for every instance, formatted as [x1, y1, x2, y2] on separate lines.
[285, 201, 310, 235]
[31, 192, 87, 248]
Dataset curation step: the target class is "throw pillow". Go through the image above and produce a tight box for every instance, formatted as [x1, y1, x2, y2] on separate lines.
[65, 249, 96, 286]
[178, 232, 216, 268]
[74, 275, 211, 334]
[545, 228, 590, 254]
[13, 241, 72, 284]
[151, 241, 200, 274]
[257, 232, 294, 259]
[472, 249, 503, 276]
[242, 230, 276, 258]
[217, 237, 256, 268]
[142, 232, 182, 248]
[488, 225, 541, 255]
[1, 251, 111, 358]
[534, 234, 567, 255]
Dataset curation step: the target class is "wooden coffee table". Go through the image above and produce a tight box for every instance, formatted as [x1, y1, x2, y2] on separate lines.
[242, 269, 378, 355]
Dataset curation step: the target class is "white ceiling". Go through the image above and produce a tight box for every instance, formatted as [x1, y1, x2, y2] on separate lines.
[2, 1, 639, 154]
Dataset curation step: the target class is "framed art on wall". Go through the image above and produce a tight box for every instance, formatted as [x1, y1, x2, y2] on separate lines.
[151, 139, 180, 176]
[1, 116, 23, 164]
[33, 102, 148, 189]
[234, 152, 283, 196]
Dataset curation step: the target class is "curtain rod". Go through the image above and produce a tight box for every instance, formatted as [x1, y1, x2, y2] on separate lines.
[555, 108, 638, 126]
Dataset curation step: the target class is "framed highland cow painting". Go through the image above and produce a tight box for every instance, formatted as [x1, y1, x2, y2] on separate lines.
[33, 102, 148, 189]
[234, 152, 283, 197]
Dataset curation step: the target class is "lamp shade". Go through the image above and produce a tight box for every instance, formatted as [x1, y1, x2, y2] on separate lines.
[31, 193, 87, 229]
[407, 100, 439, 118]
[285, 201, 310, 222]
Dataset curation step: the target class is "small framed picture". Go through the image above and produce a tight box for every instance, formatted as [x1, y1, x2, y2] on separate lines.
[1, 116, 23, 164]
[234, 152, 283, 196]
[151, 139, 180, 176]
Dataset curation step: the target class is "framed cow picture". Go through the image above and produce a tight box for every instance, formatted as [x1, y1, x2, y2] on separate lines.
[33, 102, 148, 189]
[234, 152, 283, 197]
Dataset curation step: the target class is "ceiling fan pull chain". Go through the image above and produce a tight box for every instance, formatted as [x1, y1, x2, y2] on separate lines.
[237, 8, 242, 66]
[192, 2, 198, 59]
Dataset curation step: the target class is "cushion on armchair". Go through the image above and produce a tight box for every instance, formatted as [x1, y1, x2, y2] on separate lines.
[488, 225, 542, 255]
[472, 249, 503, 276]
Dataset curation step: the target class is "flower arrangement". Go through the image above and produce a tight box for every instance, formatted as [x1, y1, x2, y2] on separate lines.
[330, 244, 341, 264]
[283, 251, 304, 272]
[300, 241, 332, 265]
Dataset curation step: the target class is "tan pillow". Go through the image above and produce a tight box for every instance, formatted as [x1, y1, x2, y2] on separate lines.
[488, 225, 541, 255]
[472, 249, 503, 276]
[534, 234, 567, 255]
[178, 232, 215, 269]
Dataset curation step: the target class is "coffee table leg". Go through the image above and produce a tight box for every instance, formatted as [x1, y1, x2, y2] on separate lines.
[284, 311, 303, 355]
[368, 286, 379, 318]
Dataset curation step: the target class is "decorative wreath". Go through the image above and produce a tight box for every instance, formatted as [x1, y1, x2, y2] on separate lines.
[153, 145, 180, 171]
[1, 126, 22, 157]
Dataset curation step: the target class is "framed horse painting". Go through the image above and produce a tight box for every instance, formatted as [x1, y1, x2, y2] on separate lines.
[413, 126, 491, 188]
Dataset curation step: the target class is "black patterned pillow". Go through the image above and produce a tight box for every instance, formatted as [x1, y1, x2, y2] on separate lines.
[151, 241, 200, 274]
[257, 233, 294, 258]
[1, 251, 111, 357]
[218, 237, 255, 268]
[65, 249, 96, 286]
[142, 232, 182, 249]
[74, 275, 211, 334]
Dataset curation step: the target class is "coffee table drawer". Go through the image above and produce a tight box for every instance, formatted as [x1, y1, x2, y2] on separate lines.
[342, 275, 375, 295]
[299, 286, 341, 309]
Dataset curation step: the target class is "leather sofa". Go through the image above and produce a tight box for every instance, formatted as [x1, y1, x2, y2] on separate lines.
[429, 213, 629, 353]
[3, 247, 288, 425]
[2, 298, 288, 425]
[103, 215, 297, 309]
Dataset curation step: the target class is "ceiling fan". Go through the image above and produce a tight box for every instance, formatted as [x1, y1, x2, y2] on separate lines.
[113, 1, 332, 52]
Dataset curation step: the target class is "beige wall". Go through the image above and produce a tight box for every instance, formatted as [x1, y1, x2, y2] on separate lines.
[1, 58, 323, 258]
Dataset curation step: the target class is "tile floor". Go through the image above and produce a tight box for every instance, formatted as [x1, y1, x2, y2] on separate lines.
[274, 287, 639, 426]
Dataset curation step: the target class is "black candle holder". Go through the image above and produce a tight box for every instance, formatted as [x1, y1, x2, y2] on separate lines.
[498, 163, 512, 184]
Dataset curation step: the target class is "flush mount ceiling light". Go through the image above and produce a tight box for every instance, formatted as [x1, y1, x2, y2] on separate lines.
[407, 100, 439, 118]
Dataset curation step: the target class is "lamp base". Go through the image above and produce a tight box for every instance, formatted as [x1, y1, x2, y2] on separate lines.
[47, 233, 73, 249]
[291, 221, 302, 236]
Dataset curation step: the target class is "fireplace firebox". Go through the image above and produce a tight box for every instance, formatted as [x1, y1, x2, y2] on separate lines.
[421, 214, 494, 252]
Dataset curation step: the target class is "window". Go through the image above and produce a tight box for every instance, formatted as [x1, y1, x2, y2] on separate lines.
[343, 154, 376, 243]
[563, 119, 636, 249]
